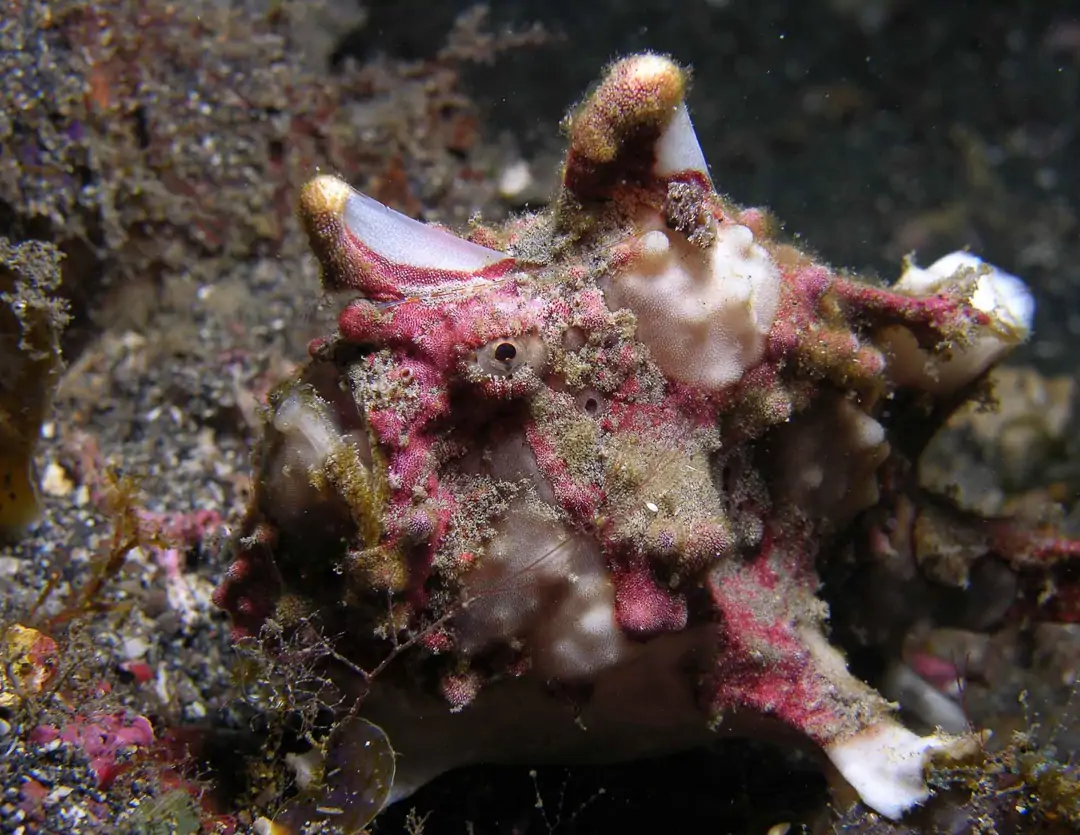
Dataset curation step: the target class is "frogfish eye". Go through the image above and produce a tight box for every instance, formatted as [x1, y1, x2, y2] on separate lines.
[473, 334, 546, 378]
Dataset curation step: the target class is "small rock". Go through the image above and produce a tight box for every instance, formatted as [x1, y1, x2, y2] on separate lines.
[498, 160, 534, 200]
[122, 636, 149, 660]
[252, 817, 275, 835]
[44, 786, 73, 805]
[40, 461, 73, 497]
[184, 701, 207, 720]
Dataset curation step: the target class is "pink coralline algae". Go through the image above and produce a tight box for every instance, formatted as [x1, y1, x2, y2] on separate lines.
[30, 713, 155, 789]
[214, 54, 1080, 823]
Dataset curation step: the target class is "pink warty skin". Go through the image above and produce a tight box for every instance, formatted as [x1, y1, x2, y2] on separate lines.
[214, 54, 1080, 822]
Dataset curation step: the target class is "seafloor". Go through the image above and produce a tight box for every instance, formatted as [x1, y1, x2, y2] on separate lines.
[1, 1, 1079, 833]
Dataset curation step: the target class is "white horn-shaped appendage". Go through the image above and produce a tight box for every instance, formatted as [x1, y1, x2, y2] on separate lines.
[299, 175, 513, 301]
[881, 251, 1035, 396]
[654, 102, 712, 184]
[562, 54, 703, 201]
[898, 252, 1035, 337]
[825, 720, 956, 820]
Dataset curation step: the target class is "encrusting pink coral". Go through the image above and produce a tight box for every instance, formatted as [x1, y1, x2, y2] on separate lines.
[214, 53, 1080, 826]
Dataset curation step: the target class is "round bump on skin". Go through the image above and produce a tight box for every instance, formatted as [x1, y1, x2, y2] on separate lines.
[471, 334, 547, 379]
[575, 388, 605, 416]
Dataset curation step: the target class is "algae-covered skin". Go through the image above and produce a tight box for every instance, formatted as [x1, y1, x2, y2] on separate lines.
[0, 237, 68, 542]
[215, 54, 1080, 827]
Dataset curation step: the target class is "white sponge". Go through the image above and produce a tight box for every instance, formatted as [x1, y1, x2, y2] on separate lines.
[608, 220, 782, 391]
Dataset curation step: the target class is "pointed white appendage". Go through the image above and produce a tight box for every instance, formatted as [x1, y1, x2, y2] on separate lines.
[897, 251, 1035, 339]
[884, 251, 1035, 395]
[654, 102, 712, 183]
[342, 186, 508, 273]
[826, 721, 954, 820]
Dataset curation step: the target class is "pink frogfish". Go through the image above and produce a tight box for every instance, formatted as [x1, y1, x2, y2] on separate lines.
[216, 54, 1075, 828]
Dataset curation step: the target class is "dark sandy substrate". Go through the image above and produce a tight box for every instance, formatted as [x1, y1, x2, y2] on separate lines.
[2, 1, 1080, 833]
